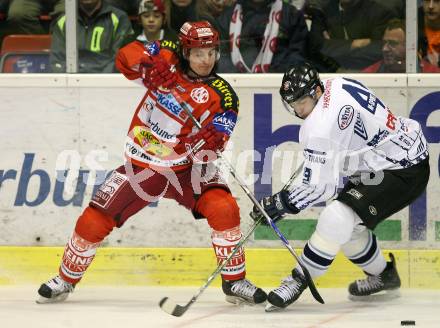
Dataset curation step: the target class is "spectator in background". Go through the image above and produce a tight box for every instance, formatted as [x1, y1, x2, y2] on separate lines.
[196, 0, 232, 36]
[104, 0, 140, 16]
[137, 0, 177, 43]
[0, 0, 8, 13]
[307, 0, 396, 72]
[169, 0, 197, 34]
[419, 0, 440, 68]
[0, 0, 64, 40]
[216, 0, 308, 73]
[0, 0, 8, 43]
[380, 0, 405, 19]
[363, 18, 440, 73]
[50, 0, 134, 73]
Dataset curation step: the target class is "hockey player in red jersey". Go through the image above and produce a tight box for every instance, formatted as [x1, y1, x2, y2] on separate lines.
[37, 21, 267, 305]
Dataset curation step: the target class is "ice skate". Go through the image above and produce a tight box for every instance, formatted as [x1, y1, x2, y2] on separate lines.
[265, 268, 307, 312]
[222, 278, 267, 305]
[348, 253, 401, 301]
[36, 275, 75, 304]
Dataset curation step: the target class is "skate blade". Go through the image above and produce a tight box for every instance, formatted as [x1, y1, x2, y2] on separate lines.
[225, 295, 256, 306]
[348, 289, 401, 302]
[36, 293, 70, 304]
[265, 303, 284, 312]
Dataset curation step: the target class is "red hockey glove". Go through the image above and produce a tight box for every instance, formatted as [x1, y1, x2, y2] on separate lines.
[180, 124, 226, 163]
[139, 41, 176, 90]
[148, 60, 177, 91]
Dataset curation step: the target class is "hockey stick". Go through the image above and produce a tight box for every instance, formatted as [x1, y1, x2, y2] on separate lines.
[169, 90, 324, 305]
[158, 92, 306, 317]
[159, 161, 306, 317]
[159, 215, 264, 317]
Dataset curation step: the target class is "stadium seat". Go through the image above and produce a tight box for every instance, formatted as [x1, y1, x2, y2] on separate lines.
[0, 34, 52, 73]
[0, 34, 51, 55]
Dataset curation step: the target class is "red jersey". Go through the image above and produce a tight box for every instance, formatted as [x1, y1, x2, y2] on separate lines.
[115, 40, 239, 172]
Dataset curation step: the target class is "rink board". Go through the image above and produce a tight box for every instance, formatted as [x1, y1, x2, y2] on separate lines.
[0, 74, 439, 290]
[0, 247, 439, 288]
[0, 73, 439, 248]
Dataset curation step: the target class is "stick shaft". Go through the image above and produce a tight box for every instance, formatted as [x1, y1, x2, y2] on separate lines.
[171, 90, 323, 303]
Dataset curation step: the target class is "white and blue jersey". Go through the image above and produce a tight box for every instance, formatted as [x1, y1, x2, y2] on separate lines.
[286, 77, 429, 210]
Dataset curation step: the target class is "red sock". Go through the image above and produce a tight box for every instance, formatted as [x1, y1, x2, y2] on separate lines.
[211, 226, 246, 281]
[59, 207, 116, 284]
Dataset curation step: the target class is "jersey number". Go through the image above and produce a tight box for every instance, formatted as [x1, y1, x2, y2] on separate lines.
[342, 78, 396, 130]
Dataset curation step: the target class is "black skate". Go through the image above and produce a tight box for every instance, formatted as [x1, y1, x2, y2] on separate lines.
[36, 275, 75, 304]
[265, 268, 307, 312]
[222, 278, 267, 305]
[348, 253, 401, 301]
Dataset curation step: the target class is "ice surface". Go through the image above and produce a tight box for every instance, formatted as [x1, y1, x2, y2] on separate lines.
[0, 287, 439, 328]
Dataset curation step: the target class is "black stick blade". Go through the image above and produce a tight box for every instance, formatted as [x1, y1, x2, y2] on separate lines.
[159, 297, 188, 317]
[302, 268, 325, 304]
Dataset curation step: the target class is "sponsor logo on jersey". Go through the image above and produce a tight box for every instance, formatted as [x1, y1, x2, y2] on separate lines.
[304, 148, 326, 164]
[322, 80, 332, 109]
[138, 98, 155, 124]
[126, 142, 190, 166]
[338, 105, 354, 130]
[367, 94, 377, 113]
[354, 113, 368, 140]
[210, 78, 236, 110]
[143, 100, 154, 112]
[190, 87, 209, 104]
[175, 84, 186, 93]
[133, 126, 173, 157]
[146, 117, 175, 140]
[159, 39, 177, 51]
[367, 129, 389, 147]
[212, 110, 237, 136]
[156, 93, 185, 118]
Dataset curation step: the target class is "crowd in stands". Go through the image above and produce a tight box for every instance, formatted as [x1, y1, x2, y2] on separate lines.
[0, 0, 439, 73]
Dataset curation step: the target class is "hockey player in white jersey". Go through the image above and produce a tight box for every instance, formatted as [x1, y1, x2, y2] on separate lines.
[251, 62, 430, 311]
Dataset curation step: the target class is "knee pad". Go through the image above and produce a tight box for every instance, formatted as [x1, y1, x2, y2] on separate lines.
[316, 200, 361, 246]
[75, 206, 117, 243]
[196, 188, 240, 231]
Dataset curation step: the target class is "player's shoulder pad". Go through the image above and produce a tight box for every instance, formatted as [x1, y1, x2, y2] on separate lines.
[159, 39, 178, 53]
[208, 75, 239, 113]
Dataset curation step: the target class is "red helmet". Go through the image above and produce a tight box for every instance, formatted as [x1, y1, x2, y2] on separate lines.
[179, 21, 220, 50]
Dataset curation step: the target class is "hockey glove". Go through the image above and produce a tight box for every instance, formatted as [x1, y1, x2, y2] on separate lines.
[148, 59, 177, 91]
[140, 41, 177, 90]
[179, 124, 226, 163]
[250, 190, 300, 225]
